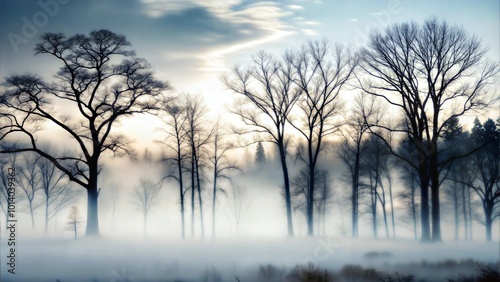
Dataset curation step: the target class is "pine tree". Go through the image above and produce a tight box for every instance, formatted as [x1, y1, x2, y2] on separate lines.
[255, 141, 266, 165]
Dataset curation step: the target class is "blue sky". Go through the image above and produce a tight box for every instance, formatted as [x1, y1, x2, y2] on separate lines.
[1, 0, 499, 95]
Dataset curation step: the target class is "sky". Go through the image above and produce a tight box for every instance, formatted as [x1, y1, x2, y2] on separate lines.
[1, 0, 499, 95]
[0, 0, 499, 239]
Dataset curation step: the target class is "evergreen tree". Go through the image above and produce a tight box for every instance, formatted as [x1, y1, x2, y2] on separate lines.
[255, 141, 266, 165]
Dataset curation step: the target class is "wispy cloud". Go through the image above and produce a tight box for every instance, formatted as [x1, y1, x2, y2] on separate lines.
[288, 4, 304, 10]
[350, 18, 358, 22]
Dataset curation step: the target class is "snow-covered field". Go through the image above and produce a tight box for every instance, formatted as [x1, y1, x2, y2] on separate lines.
[0, 236, 498, 281]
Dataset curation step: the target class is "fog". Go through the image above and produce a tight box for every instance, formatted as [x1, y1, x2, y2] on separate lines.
[1, 150, 499, 281]
[0, 236, 498, 281]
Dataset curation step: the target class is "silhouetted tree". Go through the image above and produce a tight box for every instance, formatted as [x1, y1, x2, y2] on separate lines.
[360, 133, 392, 238]
[255, 141, 266, 165]
[0, 30, 170, 236]
[440, 117, 468, 240]
[359, 18, 498, 242]
[210, 118, 239, 238]
[133, 178, 162, 236]
[18, 152, 43, 229]
[287, 41, 356, 236]
[38, 156, 80, 233]
[159, 101, 189, 238]
[107, 184, 120, 235]
[223, 51, 301, 236]
[291, 168, 334, 236]
[65, 206, 84, 239]
[468, 118, 499, 241]
[227, 185, 251, 237]
[337, 93, 382, 237]
[184, 94, 212, 238]
[395, 137, 420, 240]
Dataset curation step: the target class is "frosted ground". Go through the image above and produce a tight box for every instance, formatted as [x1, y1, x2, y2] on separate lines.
[0, 236, 498, 281]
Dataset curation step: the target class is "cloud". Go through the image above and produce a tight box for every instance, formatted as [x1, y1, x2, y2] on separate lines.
[288, 4, 304, 10]
[350, 18, 358, 22]
[301, 29, 317, 35]
[304, 20, 321, 25]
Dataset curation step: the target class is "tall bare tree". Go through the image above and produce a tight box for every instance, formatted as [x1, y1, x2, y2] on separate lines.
[18, 153, 43, 229]
[159, 101, 189, 238]
[38, 156, 80, 233]
[0, 30, 170, 236]
[227, 184, 251, 237]
[184, 94, 212, 238]
[287, 41, 356, 236]
[133, 178, 162, 236]
[395, 137, 420, 240]
[65, 205, 84, 239]
[337, 93, 382, 237]
[209, 118, 240, 238]
[359, 18, 498, 242]
[223, 51, 301, 236]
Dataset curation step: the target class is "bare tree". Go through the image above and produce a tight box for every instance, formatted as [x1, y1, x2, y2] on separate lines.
[360, 133, 392, 238]
[104, 183, 120, 235]
[184, 94, 212, 238]
[133, 178, 162, 236]
[209, 118, 240, 238]
[223, 51, 301, 236]
[291, 168, 334, 236]
[227, 185, 251, 237]
[0, 30, 170, 236]
[337, 93, 382, 237]
[159, 101, 189, 238]
[314, 170, 334, 236]
[65, 206, 84, 239]
[17, 153, 43, 229]
[359, 18, 498, 242]
[38, 156, 80, 233]
[287, 41, 356, 236]
[395, 137, 420, 240]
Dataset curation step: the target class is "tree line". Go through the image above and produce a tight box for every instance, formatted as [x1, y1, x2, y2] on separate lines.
[0, 18, 498, 241]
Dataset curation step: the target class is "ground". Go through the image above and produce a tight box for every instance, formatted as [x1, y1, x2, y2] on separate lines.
[0, 236, 498, 281]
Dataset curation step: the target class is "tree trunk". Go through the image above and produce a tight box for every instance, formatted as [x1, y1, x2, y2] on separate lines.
[467, 187, 473, 239]
[85, 165, 100, 237]
[29, 202, 35, 229]
[307, 164, 315, 236]
[279, 143, 294, 237]
[191, 150, 195, 237]
[352, 149, 360, 237]
[484, 202, 493, 241]
[412, 194, 417, 241]
[45, 198, 49, 233]
[453, 185, 459, 240]
[389, 180, 395, 239]
[382, 201, 389, 238]
[462, 184, 468, 240]
[195, 157, 205, 238]
[430, 152, 442, 242]
[418, 161, 431, 242]
[178, 152, 185, 239]
[372, 189, 377, 238]
[212, 170, 217, 238]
